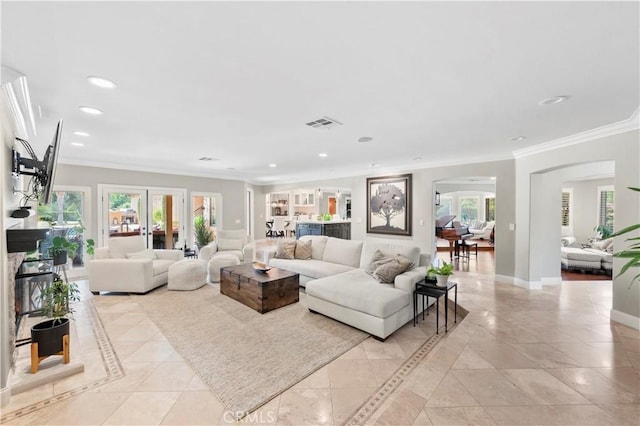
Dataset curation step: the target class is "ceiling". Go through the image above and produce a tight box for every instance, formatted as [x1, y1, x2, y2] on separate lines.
[2, 1, 638, 185]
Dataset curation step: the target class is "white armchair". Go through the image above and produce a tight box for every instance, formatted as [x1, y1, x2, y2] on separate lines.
[88, 236, 182, 294]
[198, 229, 254, 264]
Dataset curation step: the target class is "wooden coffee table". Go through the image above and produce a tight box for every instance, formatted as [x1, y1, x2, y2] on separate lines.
[220, 263, 299, 313]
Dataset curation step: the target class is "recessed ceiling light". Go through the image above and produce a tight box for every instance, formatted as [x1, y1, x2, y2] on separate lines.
[318, 153, 328, 158]
[370, 163, 380, 167]
[73, 131, 90, 137]
[510, 136, 527, 142]
[269, 163, 277, 168]
[227, 167, 235, 170]
[413, 157, 422, 161]
[79, 106, 103, 115]
[358, 137, 373, 143]
[539, 95, 569, 106]
[71, 142, 84, 147]
[198, 157, 220, 161]
[87, 76, 117, 89]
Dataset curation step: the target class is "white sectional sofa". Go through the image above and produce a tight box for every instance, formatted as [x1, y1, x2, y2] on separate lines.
[89, 236, 183, 294]
[560, 237, 613, 275]
[268, 236, 431, 340]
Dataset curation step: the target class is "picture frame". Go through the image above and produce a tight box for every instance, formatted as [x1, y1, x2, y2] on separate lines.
[366, 173, 412, 236]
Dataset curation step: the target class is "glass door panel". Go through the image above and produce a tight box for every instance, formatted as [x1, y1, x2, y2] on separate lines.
[149, 189, 184, 249]
[103, 188, 147, 241]
[191, 193, 219, 249]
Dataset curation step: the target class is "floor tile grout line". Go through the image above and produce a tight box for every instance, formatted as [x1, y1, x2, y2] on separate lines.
[1, 295, 126, 423]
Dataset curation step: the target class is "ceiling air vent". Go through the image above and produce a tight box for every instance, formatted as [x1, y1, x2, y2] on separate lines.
[305, 116, 343, 130]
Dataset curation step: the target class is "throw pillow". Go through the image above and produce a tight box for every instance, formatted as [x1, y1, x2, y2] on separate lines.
[373, 256, 413, 284]
[126, 248, 157, 260]
[217, 238, 244, 251]
[365, 249, 394, 274]
[275, 240, 296, 259]
[294, 240, 312, 260]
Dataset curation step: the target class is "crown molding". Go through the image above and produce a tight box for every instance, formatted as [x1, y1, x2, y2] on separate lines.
[512, 109, 640, 159]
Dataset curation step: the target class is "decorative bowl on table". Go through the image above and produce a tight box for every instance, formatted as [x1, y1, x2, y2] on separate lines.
[252, 261, 271, 273]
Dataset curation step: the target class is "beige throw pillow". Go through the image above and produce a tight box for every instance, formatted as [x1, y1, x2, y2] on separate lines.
[373, 256, 413, 283]
[294, 240, 312, 260]
[275, 240, 296, 259]
[126, 248, 157, 260]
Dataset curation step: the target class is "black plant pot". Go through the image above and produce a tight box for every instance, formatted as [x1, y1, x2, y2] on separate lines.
[31, 318, 70, 357]
[52, 252, 67, 266]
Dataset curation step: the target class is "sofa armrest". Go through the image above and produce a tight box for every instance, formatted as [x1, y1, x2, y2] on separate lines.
[155, 249, 183, 261]
[198, 242, 218, 263]
[88, 258, 154, 291]
[94, 247, 110, 259]
[243, 242, 256, 263]
[394, 266, 427, 293]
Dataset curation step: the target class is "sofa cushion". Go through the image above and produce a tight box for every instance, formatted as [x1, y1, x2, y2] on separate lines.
[469, 220, 486, 230]
[268, 258, 354, 279]
[294, 239, 312, 260]
[560, 247, 602, 262]
[322, 238, 363, 268]
[217, 238, 244, 251]
[306, 269, 409, 318]
[153, 259, 175, 276]
[275, 240, 296, 259]
[591, 238, 613, 251]
[360, 240, 420, 269]
[373, 256, 413, 283]
[108, 236, 146, 259]
[126, 248, 157, 260]
[214, 249, 244, 262]
[299, 235, 329, 260]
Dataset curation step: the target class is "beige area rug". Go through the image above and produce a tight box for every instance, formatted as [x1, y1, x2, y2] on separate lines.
[133, 284, 368, 416]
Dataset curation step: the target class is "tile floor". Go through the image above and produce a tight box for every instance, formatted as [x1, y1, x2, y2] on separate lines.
[2, 263, 639, 425]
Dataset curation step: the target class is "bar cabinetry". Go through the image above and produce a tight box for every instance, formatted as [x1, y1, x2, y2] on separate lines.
[295, 221, 351, 240]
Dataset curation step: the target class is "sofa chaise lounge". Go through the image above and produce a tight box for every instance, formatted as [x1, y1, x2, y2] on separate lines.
[268, 236, 431, 339]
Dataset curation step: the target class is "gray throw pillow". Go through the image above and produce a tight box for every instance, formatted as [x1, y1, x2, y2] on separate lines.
[275, 240, 296, 259]
[365, 249, 394, 275]
[373, 256, 413, 284]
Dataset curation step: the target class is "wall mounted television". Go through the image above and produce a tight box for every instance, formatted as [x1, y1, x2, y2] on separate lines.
[12, 119, 63, 206]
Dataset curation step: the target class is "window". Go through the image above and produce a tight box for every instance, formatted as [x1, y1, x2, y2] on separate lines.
[597, 186, 615, 234]
[485, 197, 496, 221]
[561, 190, 572, 226]
[459, 196, 479, 223]
[37, 187, 91, 272]
[436, 196, 453, 217]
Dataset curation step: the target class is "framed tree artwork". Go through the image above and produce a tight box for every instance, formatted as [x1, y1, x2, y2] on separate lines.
[367, 174, 412, 236]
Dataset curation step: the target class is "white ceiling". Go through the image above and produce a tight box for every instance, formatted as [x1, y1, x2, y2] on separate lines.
[2, 1, 638, 185]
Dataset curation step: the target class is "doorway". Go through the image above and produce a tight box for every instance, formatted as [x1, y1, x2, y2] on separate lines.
[98, 185, 186, 249]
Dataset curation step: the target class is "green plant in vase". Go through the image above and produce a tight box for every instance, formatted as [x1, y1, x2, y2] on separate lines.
[427, 261, 454, 287]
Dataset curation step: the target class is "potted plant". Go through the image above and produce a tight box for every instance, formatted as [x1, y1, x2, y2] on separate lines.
[610, 187, 640, 288]
[427, 261, 454, 287]
[48, 235, 78, 266]
[194, 216, 213, 249]
[31, 274, 80, 372]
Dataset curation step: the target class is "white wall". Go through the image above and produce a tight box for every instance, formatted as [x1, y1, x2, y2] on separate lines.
[1, 93, 25, 406]
[516, 129, 640, 324]
[54, 164, 250, 247]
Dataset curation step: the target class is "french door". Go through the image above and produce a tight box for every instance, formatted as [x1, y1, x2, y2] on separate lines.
[99, 185, 186, 249]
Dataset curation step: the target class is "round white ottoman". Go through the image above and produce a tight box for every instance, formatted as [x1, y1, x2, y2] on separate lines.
[168, 259, 207, 291]
[208, 254, 241, 283]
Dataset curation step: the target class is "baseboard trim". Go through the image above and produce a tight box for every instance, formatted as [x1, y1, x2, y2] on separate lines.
[610, 309, 640, 330]
[1, 385, 10, 407]
[514, 278, 542, 290]
[541, 276, 562, 286]
[494, 274, 514, 284]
